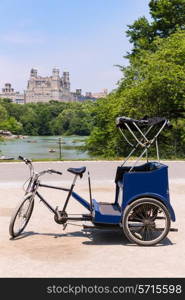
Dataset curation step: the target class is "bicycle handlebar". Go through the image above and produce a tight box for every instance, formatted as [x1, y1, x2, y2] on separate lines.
[18, 156, 62, 177]
[18, 156, 32, 164]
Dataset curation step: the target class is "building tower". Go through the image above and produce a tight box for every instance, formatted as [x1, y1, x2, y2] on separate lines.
[63, 72, 70, 90]
[52, 67, 60, 78]
[30, 68, 37, 78]
[0, 83, 25, 104]
[2, 83, 14, 93]
[52, 67, 60, 92]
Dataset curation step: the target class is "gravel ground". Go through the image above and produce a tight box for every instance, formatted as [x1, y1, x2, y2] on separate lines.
[0, 161, 184, 277]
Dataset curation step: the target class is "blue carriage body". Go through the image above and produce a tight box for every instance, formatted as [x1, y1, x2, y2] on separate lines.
[92, 162, 175, 225]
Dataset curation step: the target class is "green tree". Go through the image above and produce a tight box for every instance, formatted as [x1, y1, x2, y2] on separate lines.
[0, 104, 8, 123]
[19, 107, 39, 135]
[127, 0, 185, 56]
[0, 117, 23, 134]
[53, 103, 92, 136]
[0, 99, 95, 137]
[150, 0, 185, 36]
[86, 31, 185, 158]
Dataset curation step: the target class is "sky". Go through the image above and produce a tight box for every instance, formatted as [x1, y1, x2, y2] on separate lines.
[0, 0, 151, 94]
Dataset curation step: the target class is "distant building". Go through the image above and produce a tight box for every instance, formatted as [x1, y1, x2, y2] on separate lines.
[25, 68, 75, 103]
[73, 88, 108, 101]
[91, 88, 108, 99]
[0, 83, 25, 104]
[0, 70, 108, 104]
[72, 89, 87, 102]
[85, 92, 92, 98]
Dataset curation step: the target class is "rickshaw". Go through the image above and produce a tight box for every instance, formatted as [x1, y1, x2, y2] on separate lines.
[9, 116, 176, 246]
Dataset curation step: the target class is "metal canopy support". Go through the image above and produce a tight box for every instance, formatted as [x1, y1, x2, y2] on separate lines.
[124, 123, 146, 147]
[118, 119, 168, 169]
[120, 125, 153, 167]
[129, 148, 148, 172]
[119, 127, 134, 147]
[156, 138, 160, 162]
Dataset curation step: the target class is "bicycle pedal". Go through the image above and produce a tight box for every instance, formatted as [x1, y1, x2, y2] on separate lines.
[63, 223, 67, 230]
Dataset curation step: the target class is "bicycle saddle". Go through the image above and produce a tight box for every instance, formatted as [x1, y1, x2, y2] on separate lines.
[67, 166, 86, 178]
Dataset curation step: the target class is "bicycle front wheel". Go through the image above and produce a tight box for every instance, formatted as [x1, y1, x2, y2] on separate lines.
[9, 194, 34, 238]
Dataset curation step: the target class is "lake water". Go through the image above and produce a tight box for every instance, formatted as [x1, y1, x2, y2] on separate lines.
[0, 136, 92, 160]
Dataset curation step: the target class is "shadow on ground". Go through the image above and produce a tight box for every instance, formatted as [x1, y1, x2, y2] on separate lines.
[10, 229, 174, 247]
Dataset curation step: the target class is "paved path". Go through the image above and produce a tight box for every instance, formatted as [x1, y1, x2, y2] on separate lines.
[0, 160, 185, 182]
[0, 161, 184, 277]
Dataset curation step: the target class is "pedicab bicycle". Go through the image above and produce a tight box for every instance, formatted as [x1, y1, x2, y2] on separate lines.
[9, 116, 177, 246]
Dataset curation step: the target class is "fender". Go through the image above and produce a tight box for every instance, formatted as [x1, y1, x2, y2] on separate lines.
[122, 192, 176, 222]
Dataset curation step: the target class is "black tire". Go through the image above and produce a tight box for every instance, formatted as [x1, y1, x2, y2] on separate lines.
[122, 198, 171, 246]
[9, 194, 34, 238]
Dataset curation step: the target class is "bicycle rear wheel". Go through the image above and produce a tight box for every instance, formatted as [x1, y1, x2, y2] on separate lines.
[9, 194, 34, 238]
[122, 198, 171, 246]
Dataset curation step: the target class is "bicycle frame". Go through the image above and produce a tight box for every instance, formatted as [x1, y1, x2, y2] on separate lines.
[18, 155, 92, 222]
[30, 178, 92, 222]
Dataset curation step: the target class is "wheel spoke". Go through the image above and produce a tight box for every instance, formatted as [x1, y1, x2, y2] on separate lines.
[133, 216, 144, 222]
[154, 228, 165, 231]
[136, 226, 145, 235]
[137, 206, 146, 219]
[131, 225, 145, 240]
[129, 224, 144, 231]
[142, 227, 147, 240]
[151, 207, 158, 220]
[146, 226, 153, 240]
[129, 214, 144, 222]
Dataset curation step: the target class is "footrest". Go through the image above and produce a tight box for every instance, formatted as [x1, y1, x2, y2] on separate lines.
[99, 203, 121, 216]
[92, 199, 122, 224]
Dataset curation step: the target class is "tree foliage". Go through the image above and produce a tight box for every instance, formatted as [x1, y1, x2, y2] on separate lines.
[86, 1, 185, 158]
[127, 0, 185, 56]
[0, 100, 94, 136]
